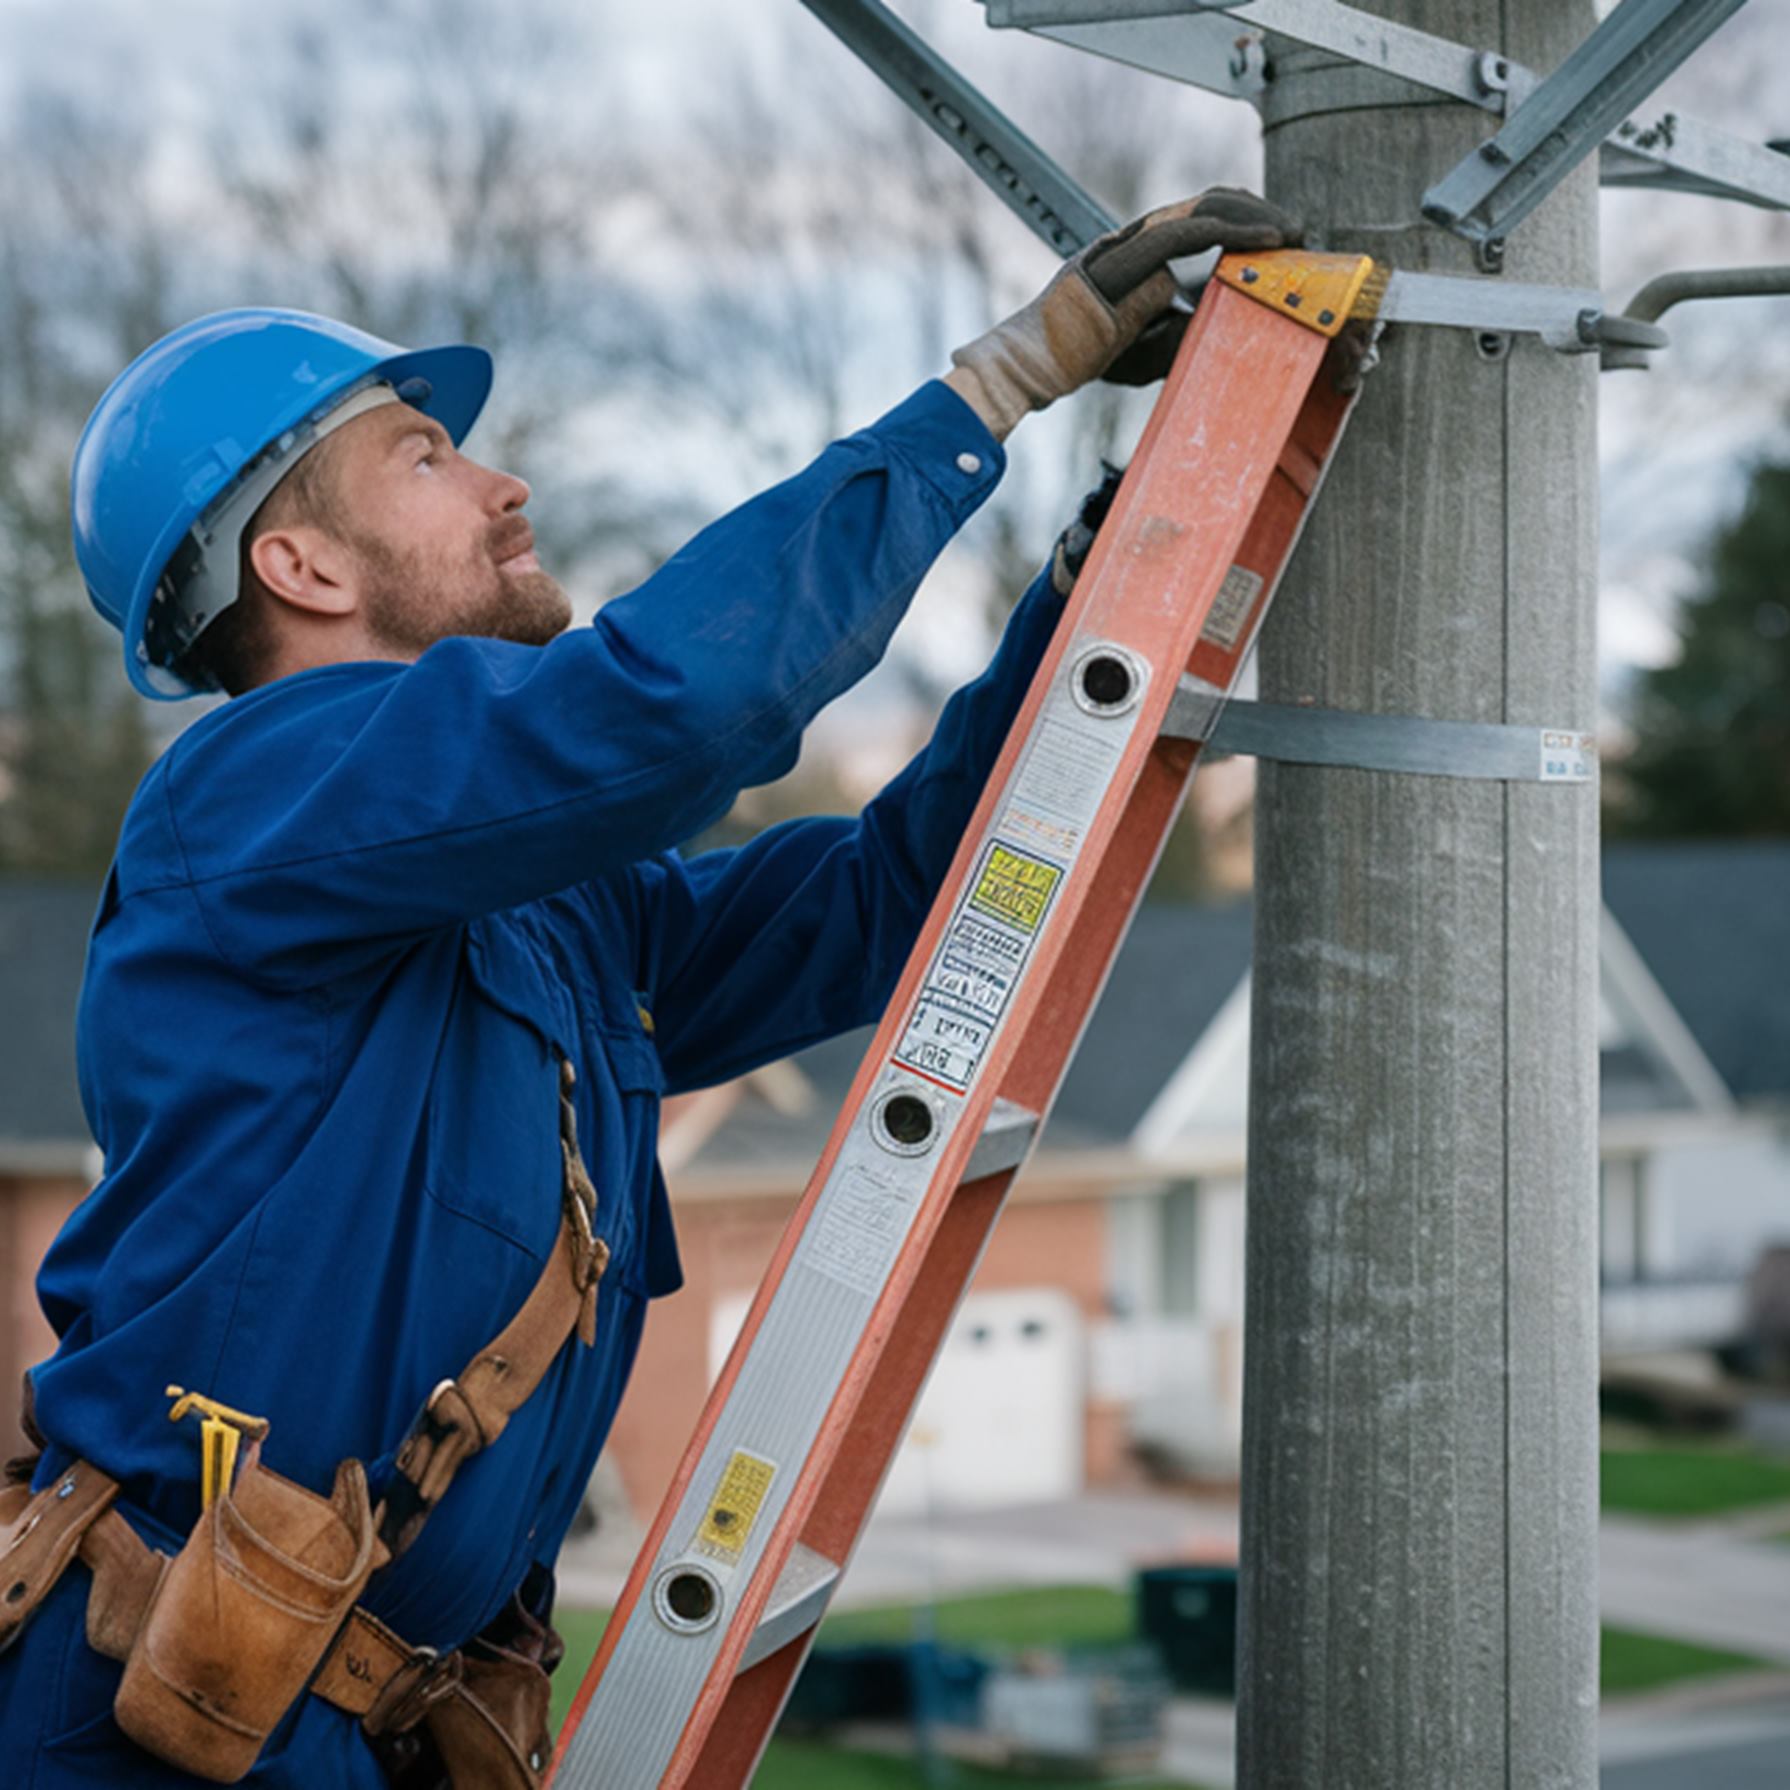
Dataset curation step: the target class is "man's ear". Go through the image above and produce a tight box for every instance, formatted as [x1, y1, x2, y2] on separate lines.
[246, 524, 359, 618]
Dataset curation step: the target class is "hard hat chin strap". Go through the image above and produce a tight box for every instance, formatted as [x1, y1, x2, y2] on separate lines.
[144, 378, 405, 686]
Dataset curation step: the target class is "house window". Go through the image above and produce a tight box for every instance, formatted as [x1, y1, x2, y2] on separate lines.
[1160, 1180, 1201, 1317]
[1601, 1156, 1644, 1286]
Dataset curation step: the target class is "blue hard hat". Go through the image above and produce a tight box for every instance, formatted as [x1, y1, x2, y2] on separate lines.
[71, 307, 493, 700]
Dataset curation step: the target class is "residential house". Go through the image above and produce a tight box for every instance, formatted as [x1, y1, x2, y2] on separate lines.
[2, 842, 1784, 1517]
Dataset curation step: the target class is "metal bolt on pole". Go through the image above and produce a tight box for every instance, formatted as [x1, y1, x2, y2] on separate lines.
[1242, 1, 1601, 1785]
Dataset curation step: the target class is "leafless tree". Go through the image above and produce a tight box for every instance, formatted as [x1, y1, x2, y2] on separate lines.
[0, 0, 1251, 883]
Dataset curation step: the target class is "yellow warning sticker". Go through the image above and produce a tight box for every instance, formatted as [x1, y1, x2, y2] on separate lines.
[968, 844, 1062, 937]
[694, 1450, 777, 1563]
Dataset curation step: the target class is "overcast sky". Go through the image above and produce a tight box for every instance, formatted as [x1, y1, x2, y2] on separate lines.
[3, 0, 1787, 739]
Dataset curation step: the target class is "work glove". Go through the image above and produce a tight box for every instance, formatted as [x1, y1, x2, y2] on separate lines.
[1050, 461, 1126, 598]
[945, 188, 1301, 441]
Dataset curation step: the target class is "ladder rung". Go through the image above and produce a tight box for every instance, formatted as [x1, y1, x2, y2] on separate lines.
[1161, 674, 1225, 746]
[737, 1542, 842, 1673]
[962, 1098, 1040, 1182]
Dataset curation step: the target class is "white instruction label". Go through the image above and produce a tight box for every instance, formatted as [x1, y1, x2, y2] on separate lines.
[1538, 730, 1596, 784]
[803, 1164, 918, 1296]
[889, 642, 1143, 1097]
[894, 840, 1065, 1092]
[1199, 565, 1265, 652]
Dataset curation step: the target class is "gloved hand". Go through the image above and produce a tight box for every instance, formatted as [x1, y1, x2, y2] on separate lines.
[1050, 461, 1126, 598]
[945, 188, 1300, 441]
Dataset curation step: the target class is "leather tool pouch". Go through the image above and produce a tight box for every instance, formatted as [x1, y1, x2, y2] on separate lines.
[365, 1582, 560, 1790]
[115, 1450, 382, 1783]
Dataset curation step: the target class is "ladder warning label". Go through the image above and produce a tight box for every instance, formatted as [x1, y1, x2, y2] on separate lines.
[1199, 564, 1264, 652]
[804, 1164, 916, 1296]
[894, 839, 1065, 1093]
[693, 1449, 777, 1563]
[890, 658, 1135, 1098]
[1006, 718, 1115, 842]
[969, 844, 1061, 935]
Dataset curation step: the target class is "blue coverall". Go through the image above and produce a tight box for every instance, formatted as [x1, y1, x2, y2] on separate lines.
[0, 382, 1067, 1784]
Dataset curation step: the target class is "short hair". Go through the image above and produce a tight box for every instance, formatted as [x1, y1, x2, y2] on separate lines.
[171, 435, 346, 698]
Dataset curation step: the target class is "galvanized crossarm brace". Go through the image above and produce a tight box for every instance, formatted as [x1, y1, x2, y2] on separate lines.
[794, 4, 1667, 363]
[798, 0, 1116, 256]
[979, 0, 1790, 212]
[1421, 0, 1752, 249]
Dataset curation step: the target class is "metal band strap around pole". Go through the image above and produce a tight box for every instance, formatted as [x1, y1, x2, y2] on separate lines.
[1164, 680, 1598, 783]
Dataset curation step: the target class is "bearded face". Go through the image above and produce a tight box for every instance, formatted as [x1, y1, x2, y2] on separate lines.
[348, 509, 573, 657]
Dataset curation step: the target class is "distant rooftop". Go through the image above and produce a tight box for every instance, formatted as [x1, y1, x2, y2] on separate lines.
[1, 841, 1783, 1166]
[0, 881, 97, 1151]
[1603, 842, 1790, 1107]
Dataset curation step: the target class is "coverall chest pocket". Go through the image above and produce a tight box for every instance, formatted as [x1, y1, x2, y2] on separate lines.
[592, 1002, 665, 1295]
[424, 918, 576, 1263]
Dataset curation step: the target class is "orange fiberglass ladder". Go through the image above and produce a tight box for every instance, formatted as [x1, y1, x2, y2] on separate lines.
[550, 247, 1380, 1789]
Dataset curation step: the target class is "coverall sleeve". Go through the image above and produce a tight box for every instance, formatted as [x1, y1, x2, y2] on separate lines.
[162, 383, 1004, 985]
[634, 563, 1063, 1094]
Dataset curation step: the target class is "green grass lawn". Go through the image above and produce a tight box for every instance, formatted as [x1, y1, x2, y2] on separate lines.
[551, 1605, 610, 1734]
[550, 1593, 1200, 1787]
[1601, 1442, 1790, 1517]
[816, 1584, 1135, 1651]
[548, 1588, 1132, 1734]
[548, 1587, 1778, 1769]
[749, 1741, 1196, 1789]
[1601, 1624, 1775, 1697]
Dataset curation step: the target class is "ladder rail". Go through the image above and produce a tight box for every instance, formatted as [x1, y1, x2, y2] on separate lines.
[551, 256, 1366, 1789]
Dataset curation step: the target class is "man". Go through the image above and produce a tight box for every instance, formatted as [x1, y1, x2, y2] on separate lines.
[0, 189, 1293, 1785]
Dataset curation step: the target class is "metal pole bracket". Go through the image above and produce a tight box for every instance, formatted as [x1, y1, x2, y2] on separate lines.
[1421, 0, 1754, 252]
[1164, 684, 1599, 784]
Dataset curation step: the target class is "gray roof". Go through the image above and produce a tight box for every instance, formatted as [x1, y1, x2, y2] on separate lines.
[1051, 899, 1253, 1144]
[1603, 842, 1790, 1107]
[698, 901, 1256, 1165]
[0, 880, 97, 1148]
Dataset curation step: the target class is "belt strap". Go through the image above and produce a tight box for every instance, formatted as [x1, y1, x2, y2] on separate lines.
[312, 1605, 445, 1725]
[0, 1462, 118, 1652]
[377, 1058, 609, 1559]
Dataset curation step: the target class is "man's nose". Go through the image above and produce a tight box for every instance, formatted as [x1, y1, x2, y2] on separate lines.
[489, 466, 530, 512]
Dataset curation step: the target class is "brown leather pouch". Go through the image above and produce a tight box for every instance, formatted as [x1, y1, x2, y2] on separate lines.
[114, 1451, 382, 1783]
[363, 1583, 559, 1790]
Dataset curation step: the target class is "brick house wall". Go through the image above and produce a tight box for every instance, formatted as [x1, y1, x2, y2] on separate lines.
[603, 1170, 1127, 1525]
[0, 1171, 86, 1462]
[1, 1159, 1137, 1521]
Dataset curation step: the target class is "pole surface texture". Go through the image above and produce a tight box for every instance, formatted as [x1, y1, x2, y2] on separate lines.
[1241, 3, 1600, 1786]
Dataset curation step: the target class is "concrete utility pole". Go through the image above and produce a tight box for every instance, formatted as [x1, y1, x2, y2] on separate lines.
[1242, 2, 1600, 1785]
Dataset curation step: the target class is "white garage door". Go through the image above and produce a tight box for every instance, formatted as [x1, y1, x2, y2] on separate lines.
[878, 1287, 1085, 1516]
[708, 1285, 1084, 1517]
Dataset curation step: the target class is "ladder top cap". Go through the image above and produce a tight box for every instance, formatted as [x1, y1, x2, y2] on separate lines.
[1217, 250, 1382, 336]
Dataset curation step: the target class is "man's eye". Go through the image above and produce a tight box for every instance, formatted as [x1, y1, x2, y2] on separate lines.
[415, 453, 435, 472]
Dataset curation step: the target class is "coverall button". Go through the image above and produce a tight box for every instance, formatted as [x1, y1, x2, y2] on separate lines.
[955, 452, 982, 476]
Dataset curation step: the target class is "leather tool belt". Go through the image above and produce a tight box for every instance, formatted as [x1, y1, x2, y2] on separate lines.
[0, 1059, 608, 1788]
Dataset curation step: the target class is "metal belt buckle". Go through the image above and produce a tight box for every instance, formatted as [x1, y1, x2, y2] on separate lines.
[366, 1642, 464, 1736]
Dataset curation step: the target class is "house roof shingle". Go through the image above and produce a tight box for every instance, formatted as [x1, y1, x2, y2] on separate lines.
[1602, 841, 1790, 1106]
